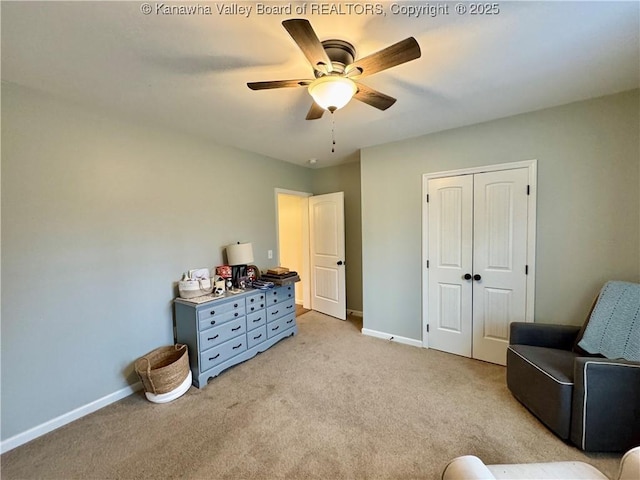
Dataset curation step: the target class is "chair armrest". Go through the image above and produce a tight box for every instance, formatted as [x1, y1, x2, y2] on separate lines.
[571, 358, 640, 451]
[509, 322, 581, 350]
[442, 456, 496, 480]
[619, 447, 640, 480]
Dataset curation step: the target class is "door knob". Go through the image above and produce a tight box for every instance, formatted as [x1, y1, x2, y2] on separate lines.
[463, 273, 472, 280]
[337, 260, 344, 266]
[473, 274, 482, 281]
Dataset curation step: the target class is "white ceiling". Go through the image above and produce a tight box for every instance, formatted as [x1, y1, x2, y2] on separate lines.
[2, 1, 638, 168]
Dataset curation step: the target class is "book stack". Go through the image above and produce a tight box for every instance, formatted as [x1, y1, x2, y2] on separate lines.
[261, 267, 300, 285]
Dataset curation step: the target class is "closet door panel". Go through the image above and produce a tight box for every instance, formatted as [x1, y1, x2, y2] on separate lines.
[427, 175, 473, 357]
[472, 168, 529, 365]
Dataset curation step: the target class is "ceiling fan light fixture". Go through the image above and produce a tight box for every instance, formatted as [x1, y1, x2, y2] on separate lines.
[308, 76, 357, 111]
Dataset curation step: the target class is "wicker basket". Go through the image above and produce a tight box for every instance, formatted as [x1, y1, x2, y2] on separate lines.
[135, 344, 190, 395]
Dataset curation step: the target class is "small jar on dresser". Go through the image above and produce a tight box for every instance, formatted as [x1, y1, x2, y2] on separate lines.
[174, 284, 297, 388]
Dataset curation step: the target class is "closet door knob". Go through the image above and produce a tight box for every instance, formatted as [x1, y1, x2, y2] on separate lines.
[463, 273, 472, 280]
[473, 274, 482, 281]
[337, 260, 344, 266]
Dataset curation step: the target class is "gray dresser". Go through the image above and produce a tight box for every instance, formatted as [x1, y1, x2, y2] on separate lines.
[174, 284, 297, 388]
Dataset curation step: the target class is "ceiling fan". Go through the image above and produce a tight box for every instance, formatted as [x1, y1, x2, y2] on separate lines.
[247, 19, 421, 120]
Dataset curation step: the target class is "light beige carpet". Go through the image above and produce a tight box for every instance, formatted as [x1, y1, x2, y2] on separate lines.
[1, 311, 622, 479]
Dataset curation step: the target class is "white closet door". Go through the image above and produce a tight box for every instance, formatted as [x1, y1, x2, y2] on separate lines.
[427, 175, 474, 357]
[472, 168, 529, 364]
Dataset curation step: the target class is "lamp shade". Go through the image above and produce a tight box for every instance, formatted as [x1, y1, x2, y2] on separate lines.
[226, 242, 254, 265]
[308, 76, 357, 111]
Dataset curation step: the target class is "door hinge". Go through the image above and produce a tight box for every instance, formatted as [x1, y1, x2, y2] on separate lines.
[527, 185, 530, 195]
[525, 265, 529, 275]
[426, 194, 429, 203]
[426, 260, 429, 268]
[426, 324, 430, 333]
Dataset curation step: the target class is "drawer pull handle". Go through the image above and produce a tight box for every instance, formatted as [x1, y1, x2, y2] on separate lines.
[272, 310, 279, 315]
[209, 353, 220, 361]
[208, 334, 219, 341]
[234, 313, 239, 317]
[260, 304, 264, 308]
[272, 325, 280, 332]
[251, 307, 255, 312]
[253, 334, 262, 340]
[253, 317, 262, 323]
[260, 295, 264, 300]
[287, 319, 293, 324]
[286, 305, 293, 309]
[250, 298, 255, 303]
[210, 320, 216, 326]
[234, 303, 238, 307]
[288, 294, 292, 297]
[232, 326, 241, 331]
[210, 310, 216, 316]
[232, 343, 243, 349]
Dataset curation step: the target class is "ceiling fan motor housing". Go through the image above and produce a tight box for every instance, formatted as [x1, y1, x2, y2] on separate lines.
[318, 39, 356, 76]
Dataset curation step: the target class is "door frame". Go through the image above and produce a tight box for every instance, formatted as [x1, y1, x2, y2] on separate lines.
[275, 188, 312, 309]
[421, 159, 537, 348]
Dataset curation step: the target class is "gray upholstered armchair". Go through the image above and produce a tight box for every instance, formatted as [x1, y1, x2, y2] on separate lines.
[506, 281, 640, 452]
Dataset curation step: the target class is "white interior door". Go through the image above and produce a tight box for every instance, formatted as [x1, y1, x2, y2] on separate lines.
[309, 192, 346, 320]
[472, 168, 529, 364]
[427, 175, 474, 357]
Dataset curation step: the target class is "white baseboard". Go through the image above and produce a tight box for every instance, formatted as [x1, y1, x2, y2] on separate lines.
[1, 381, 142, 454]
[361, 328, 422, 348]
[347, 309, 363, 317]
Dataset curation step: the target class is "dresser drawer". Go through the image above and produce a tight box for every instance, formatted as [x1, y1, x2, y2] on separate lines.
[267, 313, 296, 338]
[246, 310, 266, 329]
[246, 299, 266, 315]
[197, 299, 244, 323]
[200, 336, 247, 372]
[197, 304, 245, 331]
[278, 284, 295, 300]
[199, 317, 246, 351]
[267, 285, 295, 305]
[246, 291, 267, 307]
[267, 298, 295, 322]
[247, 325, 267, 348]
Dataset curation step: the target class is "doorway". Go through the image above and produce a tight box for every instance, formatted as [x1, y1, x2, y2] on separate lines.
[275, 189, 347, 320]
[276, 189, 311, 309]
[422, 160, 537, 365]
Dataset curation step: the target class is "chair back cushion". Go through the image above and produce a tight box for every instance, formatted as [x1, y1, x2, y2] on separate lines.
[577, 281, 639, 361]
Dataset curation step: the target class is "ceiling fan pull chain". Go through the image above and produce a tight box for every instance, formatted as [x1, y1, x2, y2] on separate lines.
[331, 111, 336, 153]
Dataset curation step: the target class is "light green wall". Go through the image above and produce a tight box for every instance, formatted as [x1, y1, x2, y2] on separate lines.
[361, 90, 640, 340]
[312, 160, 363, 312]
[1, 82, 313, 441]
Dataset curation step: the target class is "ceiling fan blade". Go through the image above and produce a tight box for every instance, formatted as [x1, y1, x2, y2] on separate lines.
[347, 37, 421, 79]
[306, 102, 325, 120]
[247, 79, 312, 90]
[282, 19, 332, 73]
[354, 83, 397, 111]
